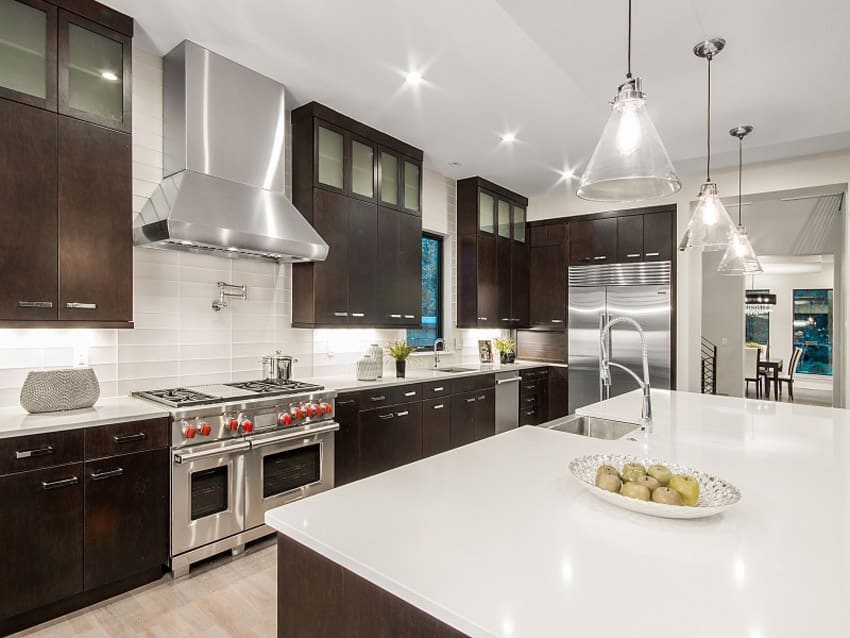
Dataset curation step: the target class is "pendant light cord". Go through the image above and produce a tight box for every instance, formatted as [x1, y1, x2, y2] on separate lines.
[738, 137, 743, 225]
[626, 0, 632, 79]
[706, 55, 712, 182]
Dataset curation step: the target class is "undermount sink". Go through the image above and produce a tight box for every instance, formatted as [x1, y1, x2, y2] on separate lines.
[436, 367, 477, 373]
[540, 414, 638, 440]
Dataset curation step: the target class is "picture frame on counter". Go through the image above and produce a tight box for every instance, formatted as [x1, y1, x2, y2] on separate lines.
[478, 340, 493, 364]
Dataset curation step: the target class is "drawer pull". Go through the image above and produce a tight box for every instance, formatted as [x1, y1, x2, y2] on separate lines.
[336, 399, 356, 406]
[592, 256, 607, 261]
[114, 432, 146, 444]
[333, 311, 349, 317]
[396, 411, 409, 417]
[477, 317, 488, 321]
[432, 403, 445, 410]
[90, 468, 124, 481]
[389, 314, 402, 319]
[17, 301, 53, 309]
[477, 395, 486, 401]
[15, 445, 54, 459]
[369, 395, 386, 402]
[404, 314, 415, 319]
[65, 302, 97, 309]
[432, 386, 445, 392]
[626, 253, 641, 258]
[525, 410, 535, 416]
[403, 391, 417, 397]
[378, 413, 394, 421]
[501, 317, 511, 322]
[351, 312, 365, 318]
[42, 476, 79, 490]
[466, 397, 476, 403]
[525, 384, 536, 391]
[551, 319, 564, 323]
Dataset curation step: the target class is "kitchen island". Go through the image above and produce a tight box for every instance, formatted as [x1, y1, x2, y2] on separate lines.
[265, 389, 850, 637]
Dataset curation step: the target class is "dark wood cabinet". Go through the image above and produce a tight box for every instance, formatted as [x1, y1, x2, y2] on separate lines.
[0, 99, 59, 321]
[58, 115, 132, 322]
[457, 178, 529, 328]
[334, 393, 360, 486]
[0, 0, 58, 110]
[520, 368, 549, 426]
[360, 402, 422, 477]
[643, 211, 674, 261]
[617, 214, 644, 262]
[84, 448, 168, 590]
[473, 388, 495, 441]
[529, 220, 568, 330]
[548, 366, 569, 421]
[570, 218, 617, 265]
[422, 398, 451, 457]
[0, 463, 84, 621]
[292, 102, 423, 328]
[449, 392, 477, 448]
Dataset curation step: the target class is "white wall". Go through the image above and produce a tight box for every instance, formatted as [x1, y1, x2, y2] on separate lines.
[701, 252, 745, 396]
[0, 45, 474, 407]
[530, 150, 850, 405]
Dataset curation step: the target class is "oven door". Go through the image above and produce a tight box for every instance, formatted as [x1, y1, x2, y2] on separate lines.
[245, 422, 339, 529]
[171, 439, 250, 557]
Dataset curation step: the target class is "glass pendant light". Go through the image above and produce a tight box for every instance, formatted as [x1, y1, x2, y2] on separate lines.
[718, 126, 762, 274]
[678, 39, 737, 251]
[576, 0, 681, 202]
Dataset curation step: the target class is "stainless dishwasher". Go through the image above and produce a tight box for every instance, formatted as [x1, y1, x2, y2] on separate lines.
[495, 370, 521, 433]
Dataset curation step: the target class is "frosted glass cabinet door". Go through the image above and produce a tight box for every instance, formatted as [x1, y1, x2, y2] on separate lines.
[317, 125, 344, 190]
[513, 205, 526, 242]
[403, 160, 420, 213]
[59, 11, 131, 132]
[0, 0, 56, 109]
[380, 152, 399, 206]
[497, 200, 511, 238]
[479, 191, 495, 234]
[351, 139, 375, 199]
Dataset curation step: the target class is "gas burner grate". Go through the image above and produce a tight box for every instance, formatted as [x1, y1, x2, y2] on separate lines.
[132, 387, 220, 407]
[225, 380, 324, 395]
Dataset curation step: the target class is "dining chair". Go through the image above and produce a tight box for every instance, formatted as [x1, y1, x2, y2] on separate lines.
[776, 348, 803, 401]
[744, 346, 763, 398]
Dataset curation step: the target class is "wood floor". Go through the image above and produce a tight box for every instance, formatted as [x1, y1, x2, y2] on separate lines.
[12, 540, 277, 638]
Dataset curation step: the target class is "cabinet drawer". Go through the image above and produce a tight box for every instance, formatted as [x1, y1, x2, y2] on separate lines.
[422, 380, 451, 398]
[0, 429, 83, 476]
[84, 417, 169, 460]
[450, 373, 494, 395]
[358, 383, 422, 409]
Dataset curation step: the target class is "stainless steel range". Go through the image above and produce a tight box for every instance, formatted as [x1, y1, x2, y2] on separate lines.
[133, 380, 338, 577]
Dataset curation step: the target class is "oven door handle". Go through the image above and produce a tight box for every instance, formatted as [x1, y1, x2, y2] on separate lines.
[174, 441, 251, 463]
[249, 423, 340, 449]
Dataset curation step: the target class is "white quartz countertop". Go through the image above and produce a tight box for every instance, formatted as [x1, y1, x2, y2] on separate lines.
[303, 359, 565, 394]
[0, 397, 170, 439]
[267, 389, 850, 637]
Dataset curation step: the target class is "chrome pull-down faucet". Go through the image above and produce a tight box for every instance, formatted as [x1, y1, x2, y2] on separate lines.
[433, 338, 445, 369]
[599, 317, 652, 432]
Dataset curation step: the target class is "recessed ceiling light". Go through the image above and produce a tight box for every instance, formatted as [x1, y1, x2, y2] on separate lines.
[404, 70, 423, 86]
[501, 132, 517, 143]
[100, 70, 119, 81]
[449, 161, 463, 167]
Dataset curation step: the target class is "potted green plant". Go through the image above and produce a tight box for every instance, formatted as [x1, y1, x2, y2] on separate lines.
[387, 340, 415, 378]
[494, 337, 516, 364]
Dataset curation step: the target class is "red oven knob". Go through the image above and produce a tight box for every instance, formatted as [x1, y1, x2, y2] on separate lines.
[320, 402, 332, 416]
[305, 404, 316, 418]
[241, 419, 254, 433]
[315, 404, 325, 416]
[280, 413, 293, 426]
[199, 422, 212, 436]
[184, 424, 197, 439]
[293, 407, 304, 419]
[227, 418, 239, 431]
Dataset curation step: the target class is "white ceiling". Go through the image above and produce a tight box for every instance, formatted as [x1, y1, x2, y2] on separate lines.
[108, 0, 850, 197]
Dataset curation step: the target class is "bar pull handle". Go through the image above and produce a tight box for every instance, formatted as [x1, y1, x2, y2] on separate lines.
[351, 312, 365, 318]
[17, 301, 53, 309]
[369, 395, 386, 402]
[378, 413, 394, 421]
[403, 391, 417, 397]
[592, 256, 607, 261]
[501, 318, 511, 322]
[42, 476, 79, 490]
[389, 313, 402, 319]
[645, 252, 660, 257]
[404, 314, 415, 319]
[114, 432, 146, 444]
[477, 395, 486, 401]
[432, 403, 445, 410]
[333, 311, 348, 317]
[626, 253, 641, 258]
[396, 411, 409, 417]
[432, 386, 445, 392]
[65, 302, 97, 309]
[496, 377, 521, 385]
[477, 316, 488, 321]
[551, 319, 564, 323]
[466, 397, 476, 403]
[16, 446, 54, 459]
[336, 399, 356, 406]
[90, 468, 124, 481]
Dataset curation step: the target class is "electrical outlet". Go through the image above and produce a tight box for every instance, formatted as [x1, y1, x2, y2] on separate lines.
[74, 346, 89, 367]
[721, 337, 728, 345]
[455, 336, 463, 350]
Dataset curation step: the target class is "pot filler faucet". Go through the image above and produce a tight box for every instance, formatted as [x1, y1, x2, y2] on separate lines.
[599, 317, 652, 432]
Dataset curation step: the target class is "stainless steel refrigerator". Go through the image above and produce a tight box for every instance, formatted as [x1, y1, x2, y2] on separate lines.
[568, 262, 672, 413]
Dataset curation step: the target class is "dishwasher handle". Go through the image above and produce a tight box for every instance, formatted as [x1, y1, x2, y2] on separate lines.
[496, 376, 521, 385]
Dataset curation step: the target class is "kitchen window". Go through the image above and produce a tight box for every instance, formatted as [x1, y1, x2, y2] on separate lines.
[793, 289, 833, 375]
[407, 233, 443, 349]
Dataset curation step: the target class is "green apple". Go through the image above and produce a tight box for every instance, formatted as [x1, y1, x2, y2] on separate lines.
[668, 474, 700, 506]
[651, 486, 683, 506]
[620, 481, 651, 501]
[635, 474, 660, 493]
[596, 464, 620, 480]
[595, 472, 622, 493]
[621, 463, 647, 483]
[647, 464, 672, 486]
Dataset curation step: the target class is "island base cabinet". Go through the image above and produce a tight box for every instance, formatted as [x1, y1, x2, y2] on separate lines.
[0, 464, 84, 622]
[84, 448, 169, 590]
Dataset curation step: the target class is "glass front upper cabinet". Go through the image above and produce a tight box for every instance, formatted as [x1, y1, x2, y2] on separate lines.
[350, 139, 375, 199]
[513, 205, 526, 242]
[403, 160, 420, 213]
[479, 191, 495, 234]
[497, 200, 511, 238]
[59, 11, 130, 131]
[0, 0, 55, 109]
[317, 125, 344, 190]
[380, 152, 399, 206]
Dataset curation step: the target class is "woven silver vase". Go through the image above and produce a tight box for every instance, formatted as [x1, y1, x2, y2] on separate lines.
[20, 367, 100, 414]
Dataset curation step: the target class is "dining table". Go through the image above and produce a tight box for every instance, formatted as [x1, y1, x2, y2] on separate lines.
[759, 358, 785, 399]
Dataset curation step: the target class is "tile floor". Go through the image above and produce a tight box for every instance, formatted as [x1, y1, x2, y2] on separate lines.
[12, 540, 277, 638]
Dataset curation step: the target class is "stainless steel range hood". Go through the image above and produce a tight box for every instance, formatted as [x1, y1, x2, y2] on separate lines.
[133, 41, 328, 262]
